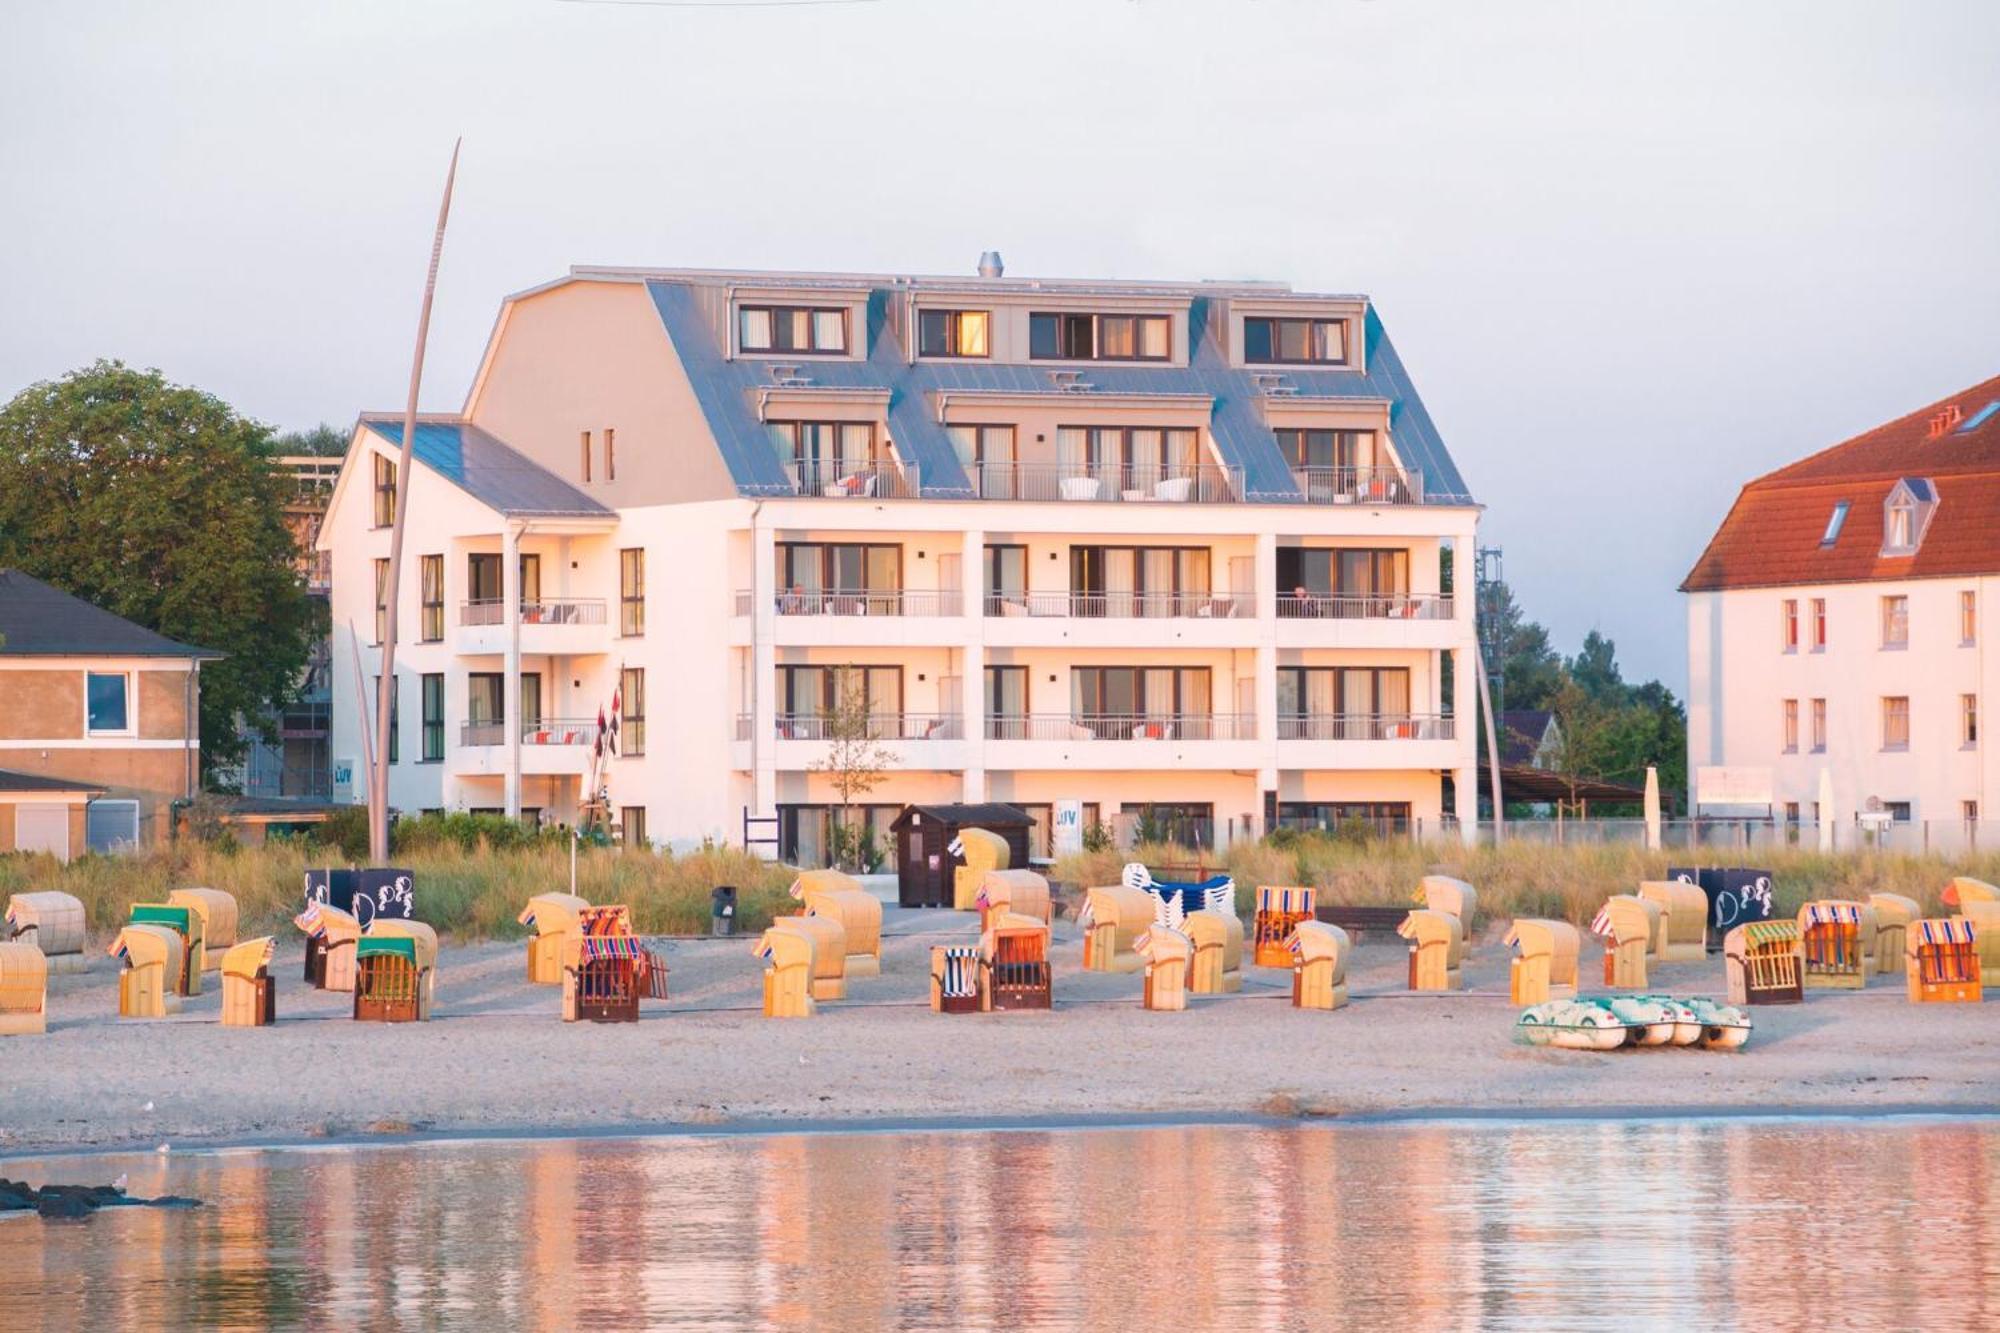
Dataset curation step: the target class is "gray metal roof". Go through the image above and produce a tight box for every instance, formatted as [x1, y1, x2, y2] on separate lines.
[0, 570, 220, 658]
[645, 280, 1472, 504]
[0, 767, 107, 796]
[359, 416, 614, 518]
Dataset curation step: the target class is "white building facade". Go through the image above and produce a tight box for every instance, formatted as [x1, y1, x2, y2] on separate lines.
[322, 263, 1482, 862]
[1684, 376, 2000, 844]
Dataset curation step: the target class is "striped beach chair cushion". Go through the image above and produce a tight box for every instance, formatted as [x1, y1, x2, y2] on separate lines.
[939, 946, 979, 998]
[1804, 902, 1863, 927]
[1257, 886, 1316, 917]
[1919, 917, 1976, 945]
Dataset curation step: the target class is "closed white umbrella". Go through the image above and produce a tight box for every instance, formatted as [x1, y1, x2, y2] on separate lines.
[1643, 766, 1662, 850]
[1818, 769, 1836, 852]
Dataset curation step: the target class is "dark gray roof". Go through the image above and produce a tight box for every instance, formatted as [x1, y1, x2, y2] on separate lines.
[646, 280, 1472, 505]
[359, 416, 614, 518]
[890, 802, 1035, 829]
[0, 570, 220, 658]
[0, 768, 106, 796]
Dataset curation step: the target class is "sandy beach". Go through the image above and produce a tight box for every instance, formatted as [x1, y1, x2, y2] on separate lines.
[6, 903, 1996, 1157]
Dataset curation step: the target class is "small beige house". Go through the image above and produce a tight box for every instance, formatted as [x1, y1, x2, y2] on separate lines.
[0, 570, 219, 858]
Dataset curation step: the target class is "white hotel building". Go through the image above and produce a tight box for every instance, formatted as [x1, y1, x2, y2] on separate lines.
[321, 260, 1481, 862]
[1684, 372, 2000, 841]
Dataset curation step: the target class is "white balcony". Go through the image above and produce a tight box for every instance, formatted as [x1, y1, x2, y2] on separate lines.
[450, 717, 596, 776]
[1274, 713, 1461, 770]
[1275, 593, 1462, 649]
[734, 713, 969, 772]
[982, 712, 1260, 772]
[455, 599, 611, 657]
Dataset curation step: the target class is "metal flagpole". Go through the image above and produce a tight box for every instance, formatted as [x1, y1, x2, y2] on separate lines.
[371, 139, 462, 864]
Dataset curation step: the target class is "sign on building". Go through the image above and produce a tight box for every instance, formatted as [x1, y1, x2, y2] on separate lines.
[1694, 766, 1774, 810]
[1052, 799, 1084, 858]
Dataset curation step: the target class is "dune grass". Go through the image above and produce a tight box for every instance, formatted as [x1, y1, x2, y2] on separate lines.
[1052, 835, 1988, 931]
[0, 839, 798, 943]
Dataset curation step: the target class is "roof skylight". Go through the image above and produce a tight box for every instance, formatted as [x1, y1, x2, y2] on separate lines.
[1820, 501, 1850, 548]
[1957, 401, 2000, 434]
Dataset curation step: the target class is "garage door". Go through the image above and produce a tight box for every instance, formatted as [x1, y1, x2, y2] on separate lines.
[14, 804, 70, 861]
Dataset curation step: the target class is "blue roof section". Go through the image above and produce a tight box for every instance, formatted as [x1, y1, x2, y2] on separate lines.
[360, 417, 613, 518]
[644, 280, 1473, 505]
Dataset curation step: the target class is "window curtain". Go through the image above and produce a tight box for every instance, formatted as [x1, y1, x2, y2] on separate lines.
[740, 308, 773, 351]
[1106, 549, 1137, 618]
[1141, 549, 1175, 617]
[812, 310, 846, 352]
[1057, 427, 1086, 479]
[1129, 429, 1163, 491]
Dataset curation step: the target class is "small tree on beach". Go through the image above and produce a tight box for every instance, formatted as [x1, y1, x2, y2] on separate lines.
[808, 678, 895, 870]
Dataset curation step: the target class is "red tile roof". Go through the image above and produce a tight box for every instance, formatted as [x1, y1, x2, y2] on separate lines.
[1682, 372, 2000, 592]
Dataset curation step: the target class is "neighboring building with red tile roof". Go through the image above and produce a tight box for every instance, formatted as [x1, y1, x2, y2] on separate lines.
[1683, 374, 2000, 841]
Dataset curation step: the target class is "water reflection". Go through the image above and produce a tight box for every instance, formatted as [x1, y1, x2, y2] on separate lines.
[3, 1118, 1997, 1330]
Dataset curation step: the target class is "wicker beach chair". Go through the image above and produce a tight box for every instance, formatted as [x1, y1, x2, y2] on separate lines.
[930, 945, 982, 1014]
[1080, 884, 1155, 973]
[220, 937, 277, 1028]
[355, 920, 438, 1022]
[1398, 908, 1464, 991]
[950, 827, 1011, 911]
[1184, 909, 1243, 995]
[1504, 918, 1581, 1005]
[757, 925, 818, 1018]
[4, 891, 88, 973]
[1798, 900, 1874, 989]
[975, 869, 1052, 932]
[1724, 921, 1803, 1005]
[1286, 921, 1350, 1011]
[1637, 880, 1708, 962]
[167, 888, 238, 972]
[127, 904, 203, 997]
[1253, 886, 1316, 969]
[295, 901, 361, 992]
[1591, 896, 1653, 989]
[1418, 875, 1478, 952]
[0, 942, 48, 1036]
[981, 921, 1053, 1011]
[109, 923, 184, 1019]
[1866, 893, 1920, 978]
[1907, 917, 1981, 1003]
[518, 892, 592, 986]
[1136, 926, 1192, 1012]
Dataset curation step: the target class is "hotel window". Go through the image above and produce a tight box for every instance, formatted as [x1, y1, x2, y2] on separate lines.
[1811, 698, 1826, 752]
[946, 424, 1017, 497]
[85, 671, 131, 734]
[1881, 696, 1910, 751]
[420, 673, 444, 762]
[1784, 802, 1800, 825]
[776, 543, 901, 609]
[1782, 599, 1798, 652]
[419, 555, 444, 642]
[918, 309, 990, 358]
[1277, 547, 1410, 601]
[1811, 598, 1827, 650]
[1056, 427, 1201, 486]
[1885, 496, 1915, 551]
[373, 453, 396, 528]
[1277, 667, 1412, 739]
[1820, 501, 1849, 547]
[579, 430, 591, 484]
[620, 548, 645, 636]
[1274, 430, 1382, 494]
[1070, 546, 1212, 618]
[985, 543, 1027, 614]
[1963, 694, 1978, 748]
[769, 421, 879, 491]
[604, 427, 616, 482]
[1782, 699, 1798, 753]
[1029, 312, 1169, 362]
[984, 665, 1028, 738]
[1072, 667, 1212, 737]
[1962, 590, 1977, 645]
[373, 558, 390, 644]
[1886, 801, 1912, 823]
[1965, 800, 1980, 823]
[620, 667, 646, 757]
[1242, 316, 1347, 365]
[621, 806, 647, 849]
[778, 666, 903, 732]
[1881, 595, 1908, 648]
[738, 305, 847, 354]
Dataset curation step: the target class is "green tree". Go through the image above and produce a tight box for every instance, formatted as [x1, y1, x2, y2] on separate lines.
[807, 677, 895, 871]
[0, 360, 319, 776]
[1479, 578, 1564, 711]
[273, 422, 349, 457]
[1566, 630, 1626, 704]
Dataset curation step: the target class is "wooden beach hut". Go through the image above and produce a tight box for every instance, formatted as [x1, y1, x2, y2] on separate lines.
[1866, 893, 1920, 978]
[1798, 900, 1874, 989]
[1724, 921, 1804, 1005]
[1080, 884, 1154, 973]
[1184, 909, 1243, 995]
[1398, 908, 1464, 991]
[975, 869, 1052, 932]
[4, 891, 88, 973]
[0, 942, 47, 1036]
[518, 892, 593, 985]
[1637, 880, 1708, 962]
[1136, 926, 1192, 1012]
[1592, 896, 1653, 989]
[1907, 917, 1982, 1004]
[295, 901, 361, 992]
[167, 888, 238, 972]
[1286, 921, 1350, 1011]
[109, 923, 184, 1019]
[355, 920, 438, 1022]
[220, 937, 277, 1028]
[1504, 918, 1580, 1005]
[890, 803, 1033, 909]
[1252, 886, 1317, 969]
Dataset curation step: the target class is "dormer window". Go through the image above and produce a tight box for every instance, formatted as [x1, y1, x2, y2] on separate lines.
[1029, 312, 1169, 362]
[1244, 316, 1347, 365]
[1819, 501, 1849, 547]
[739, 305, 847, 355]
[1880, 478, 1936, 556]
[917, 309, 989, 358]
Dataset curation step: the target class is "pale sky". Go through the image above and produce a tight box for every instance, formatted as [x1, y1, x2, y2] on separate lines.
[4, 0, 1995, 690]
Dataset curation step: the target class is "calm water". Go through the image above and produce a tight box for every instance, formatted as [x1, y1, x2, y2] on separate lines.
[3, 1118, 1997, 1330]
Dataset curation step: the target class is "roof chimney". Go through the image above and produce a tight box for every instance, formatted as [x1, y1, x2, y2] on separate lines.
[977, 250, 1005, 279]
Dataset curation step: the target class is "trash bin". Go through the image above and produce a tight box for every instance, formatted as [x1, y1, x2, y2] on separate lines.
[711, 886, 738, 937]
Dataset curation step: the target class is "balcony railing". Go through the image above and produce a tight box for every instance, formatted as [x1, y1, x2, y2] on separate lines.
[986, 591, 1251, 620]
[986, 713, 1256, 741]
[460, 598, 608, 627]
[1291, 466, 1424, 505]
[737, 588, 964, 617]
[1277, 714, 1455, 741]
[958, 463, 1242, 504]
[460, 718, 597, 747]
[1277, 593, 1455, 620]
[742, 713, 963, 742]
[784, 460, 920, 500]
